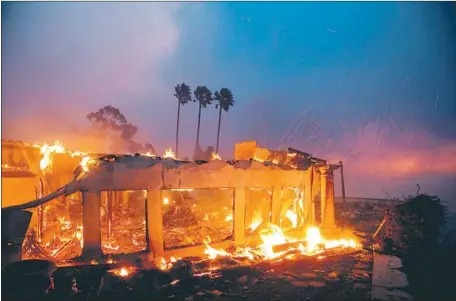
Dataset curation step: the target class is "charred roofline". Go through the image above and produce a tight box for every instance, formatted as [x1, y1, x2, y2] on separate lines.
[287, 147, 327, 165]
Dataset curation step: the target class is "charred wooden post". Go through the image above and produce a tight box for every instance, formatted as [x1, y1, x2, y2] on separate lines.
[82, 191, 102, 260]
[35, 186, 43, 243]
[319, 165, 336, 229]
[271, 186, 282, 225]
[234, 188, 246, 246]
[147, 190, 164, 257]
[106, 191, 113, 239]
[338, 161, 346, 203]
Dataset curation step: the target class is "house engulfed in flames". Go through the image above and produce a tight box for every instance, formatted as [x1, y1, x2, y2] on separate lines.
[2, 139, 359, 268]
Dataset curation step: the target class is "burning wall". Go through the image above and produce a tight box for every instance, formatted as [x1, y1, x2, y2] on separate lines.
[1, 140, 41, 207]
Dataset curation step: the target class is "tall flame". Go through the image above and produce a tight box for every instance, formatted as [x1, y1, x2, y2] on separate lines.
[163, 147, 176, 159]
[40, 141, 66, 172]
[37, 140, 96, 174]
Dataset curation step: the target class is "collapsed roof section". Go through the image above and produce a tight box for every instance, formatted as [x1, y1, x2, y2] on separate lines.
[4, 140, 333, 211]
[6, 153, 317, 211]
[77, 154, 313, 191]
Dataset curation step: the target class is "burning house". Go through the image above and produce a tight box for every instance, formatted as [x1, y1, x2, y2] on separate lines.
[2, 140, 358, 269]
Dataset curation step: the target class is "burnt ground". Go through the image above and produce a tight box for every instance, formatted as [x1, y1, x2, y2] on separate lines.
[36, 249, 372, 301]
[163, 250, 373, 301]
[3, 202, 386, 301]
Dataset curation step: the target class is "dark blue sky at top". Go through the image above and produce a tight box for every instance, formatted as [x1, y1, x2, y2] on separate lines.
[165, 2, 455, 146]
[2, 2, 455, 204]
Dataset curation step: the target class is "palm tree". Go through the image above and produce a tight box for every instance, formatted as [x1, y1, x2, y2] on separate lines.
[193, 86, 213, 149]
[174, 83, 192, 157]
[214, 88, 234, 153]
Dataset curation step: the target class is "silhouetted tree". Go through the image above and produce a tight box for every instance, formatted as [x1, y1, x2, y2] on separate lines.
[86, 105, 154, 153]
[174, 83, 192, 157]
[193, 86, 213, 149]
[392, 193, 447, 256]
[389, 194, 451, 301]
[214, 88, 234, 153]
[87, 105, 137, 152]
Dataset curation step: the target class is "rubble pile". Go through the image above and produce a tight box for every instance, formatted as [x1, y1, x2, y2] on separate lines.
[162, 190, 234, 249]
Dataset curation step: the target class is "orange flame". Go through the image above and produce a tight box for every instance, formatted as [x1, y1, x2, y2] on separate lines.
[40, 141, 66, 172]
[163, 147, 176, 159]
[109, 266, 136, 278]
[142, 151, 156, 157]
[80, 156, 93, 172]
[204, 225, 359, 261]
[211, 152, 222, 161]
[284, 210, 298, 228]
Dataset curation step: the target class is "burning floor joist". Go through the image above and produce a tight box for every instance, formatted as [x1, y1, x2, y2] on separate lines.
[2, 140, 371, 300]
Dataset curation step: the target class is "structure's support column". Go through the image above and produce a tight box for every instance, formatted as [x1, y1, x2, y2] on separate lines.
[339, 161, 346, 203]
[303, 184, 314, 225]
[107, 192, 114, 239]
[319, 166, 336, 229]
[36, 181, 44, 242]
[147, 190, 164, 257]
[82, 191, 102, 260]
[271, 186, 282, 225]
[234, 188, 246, 246]
[296, 189, 304, 229]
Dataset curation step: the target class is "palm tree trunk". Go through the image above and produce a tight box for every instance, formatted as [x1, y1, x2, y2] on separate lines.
[196, 104, 202, 148]
[216, 105, 222, 153]
[176, 101, 181, 157]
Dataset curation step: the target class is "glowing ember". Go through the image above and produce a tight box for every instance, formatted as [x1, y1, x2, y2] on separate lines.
[163, 147, 176, 159]
[225, 214, 233, 222]
[142, 151, 156, 157]
[75, 227, 83, 248]
[252, 155, 265, 163]
[158, 256, 180, 270]
[163, 197, 170, 205]
[109, 266, 136, 278]
[211, 152, 222, 160]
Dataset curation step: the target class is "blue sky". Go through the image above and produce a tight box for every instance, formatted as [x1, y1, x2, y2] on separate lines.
[2, 2, 455, 206]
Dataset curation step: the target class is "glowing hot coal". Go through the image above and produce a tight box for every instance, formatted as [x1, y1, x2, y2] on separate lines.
[203, 224, 359, 261]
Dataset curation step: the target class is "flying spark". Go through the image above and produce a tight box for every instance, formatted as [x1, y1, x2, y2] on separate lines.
[376, 128, 384, 150]
[435, 93, 439, 110]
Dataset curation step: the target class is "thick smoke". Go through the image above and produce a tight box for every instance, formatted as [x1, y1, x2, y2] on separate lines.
[2, 2, 181, 153]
